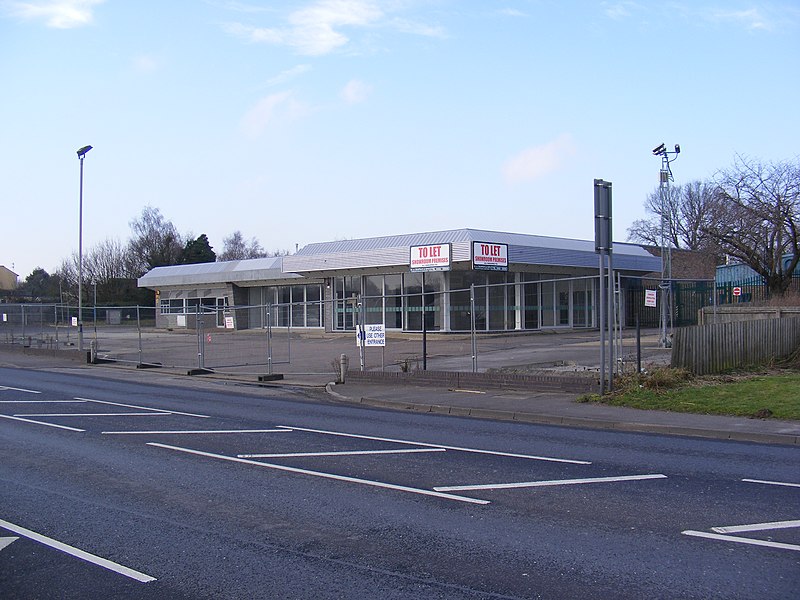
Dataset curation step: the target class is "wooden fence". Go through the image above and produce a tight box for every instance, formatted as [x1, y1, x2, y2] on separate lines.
[671, 316, 800, 374]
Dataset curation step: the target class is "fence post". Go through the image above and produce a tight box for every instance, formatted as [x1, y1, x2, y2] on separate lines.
[470, 283, 477, 373]
[266, 303, 273, 376]
[137, 305, 143, 366]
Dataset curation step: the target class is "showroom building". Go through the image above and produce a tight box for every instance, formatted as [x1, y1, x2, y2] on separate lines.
[137, 228, 661, 333]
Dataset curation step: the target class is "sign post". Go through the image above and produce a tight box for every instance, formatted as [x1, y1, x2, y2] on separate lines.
[594, 179, 614, 394]
[410, 243, 451, 370]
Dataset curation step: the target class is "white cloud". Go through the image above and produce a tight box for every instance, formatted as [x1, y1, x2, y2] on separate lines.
[265, 64, 312, 87]
[239, 91, 309, 138]
[602, 1, 639, 20]
[224, 0, 444, 56]
[4, 0, 103, 28]
[503, 134, 577, 184]
[707, 8, 771, 31]
[132, 54, 158, 73]
[340, 79, 372, 104]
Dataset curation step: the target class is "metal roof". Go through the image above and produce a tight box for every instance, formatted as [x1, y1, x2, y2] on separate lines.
[137, 257, 301, 289]
[284, 228, 659, 273]
[138, 228, 662, 289]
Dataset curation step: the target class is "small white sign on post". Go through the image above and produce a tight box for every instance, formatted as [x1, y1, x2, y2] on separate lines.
[356, 324, 386, 347]
[645, 289, 657, 308]
[224, 315, 235, 329]
[365, 324, 385, 347]
[71, 316, 78, 327]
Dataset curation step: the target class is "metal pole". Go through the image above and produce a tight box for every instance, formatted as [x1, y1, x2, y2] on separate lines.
[267, 303, 273, 376]
[78, 155, 84, 353]
[421, 272, 427, 371]
[598, 256, 606, 395]
[607, 247, 614, 390]
[636, 313, 641, 374]
[470, 283, 477, 373]
[137, 305, 143, 366]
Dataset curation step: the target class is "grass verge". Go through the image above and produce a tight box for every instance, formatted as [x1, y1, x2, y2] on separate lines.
[577, 368, 800, 420]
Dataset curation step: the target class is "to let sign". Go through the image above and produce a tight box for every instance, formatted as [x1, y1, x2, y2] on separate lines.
[410, 243, 451, 272]
[472, 242, 508, 271]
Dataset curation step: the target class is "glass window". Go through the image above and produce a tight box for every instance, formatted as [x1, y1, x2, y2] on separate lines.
[291, 285, 305, 327]
[364, 276, 383, 325]
[306, 284, 321, 327]
[384, 274, 403, 329]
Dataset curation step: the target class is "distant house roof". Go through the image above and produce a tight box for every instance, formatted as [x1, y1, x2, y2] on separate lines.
[283, 228, 660, 273]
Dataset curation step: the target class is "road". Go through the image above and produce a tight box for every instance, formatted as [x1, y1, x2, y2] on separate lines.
[1, 366, 798, 599]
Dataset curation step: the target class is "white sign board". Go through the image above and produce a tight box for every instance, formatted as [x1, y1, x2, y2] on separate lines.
[71, 316, 78, 327]
[472, 242, 508, 271]
[225, 316, 235, 329]
[1, 313, 6, 322]
[645, 289, 657, 308]
[410, 243, 451, 272]
[356, 324, 386, 347]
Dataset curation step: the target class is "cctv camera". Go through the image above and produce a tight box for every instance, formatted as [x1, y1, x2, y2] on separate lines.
[652, 143, 666, 155]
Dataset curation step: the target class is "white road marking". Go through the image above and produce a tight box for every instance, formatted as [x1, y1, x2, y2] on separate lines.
[434, 473, 667, 492]
[148, 442, 489, 505]
[103, 429, 293, 435]
[682, 530, 800, 552]
[0, 518, 156, 582]
[712, 520, 800, 534]
[0, 386, 41, 393]
[238, 448, 447, 459]
[75, 397, 210, 418]
[742, 478, 800, 489]
[277, 425, 591, 465]
[14, 412, 171, 417]
[0, 400, 86, 403]
[0, 536, 19, 551]
[0, 414, 85, 432]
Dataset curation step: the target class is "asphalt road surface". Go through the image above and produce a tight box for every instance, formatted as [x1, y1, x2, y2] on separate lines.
[1, 366, 798, 599]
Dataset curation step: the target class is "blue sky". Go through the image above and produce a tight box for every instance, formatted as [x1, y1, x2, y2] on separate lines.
[2, 0, 799, 280]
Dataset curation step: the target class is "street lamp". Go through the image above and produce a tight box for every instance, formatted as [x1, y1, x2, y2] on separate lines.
[77, 144, 92, 353]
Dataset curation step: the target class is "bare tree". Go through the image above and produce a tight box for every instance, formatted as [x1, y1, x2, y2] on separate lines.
[218, 231, 268, 261]
[627, 181, 717, 252]
[127, 206, 184, 275]
[56, 238, 134, 304]
[705, 156, 800, 296]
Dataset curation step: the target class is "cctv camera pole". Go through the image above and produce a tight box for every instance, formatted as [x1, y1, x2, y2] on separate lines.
[652, 143, 680, 348]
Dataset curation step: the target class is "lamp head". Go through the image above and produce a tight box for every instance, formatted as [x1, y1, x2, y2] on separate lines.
[77, 145, 93, 158]
[674, 144, 681, 154]
[652, 143, 666, 156]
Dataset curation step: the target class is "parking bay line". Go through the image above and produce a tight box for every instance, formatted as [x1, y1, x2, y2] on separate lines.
[0, 400, 85, 404]
[277, 425, 591, 465]
[0, 518, 156, 583]
[14, 412, 172, 417]
[75, 397, 210, 419]
[682, 530, 800, 552]
[148, 442, 489, 505]
[0, 414, 85, 432]
[238, 448, 447, 459]
[742, 478, 800, 489]
[103, 429, 293, 435]
[434, 473, 667, 492]
[712, 520, 800, 534]
[0, 386, 41, 393]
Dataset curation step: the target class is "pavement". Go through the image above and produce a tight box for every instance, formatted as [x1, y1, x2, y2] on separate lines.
[1, 344, 799, 447]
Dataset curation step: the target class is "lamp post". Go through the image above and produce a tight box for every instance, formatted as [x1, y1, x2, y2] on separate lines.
[77, 144, 93, 353]
[651, 142, 680, 348]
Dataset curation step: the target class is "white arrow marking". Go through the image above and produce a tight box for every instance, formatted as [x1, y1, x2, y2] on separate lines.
[0, 536, 19, 551]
